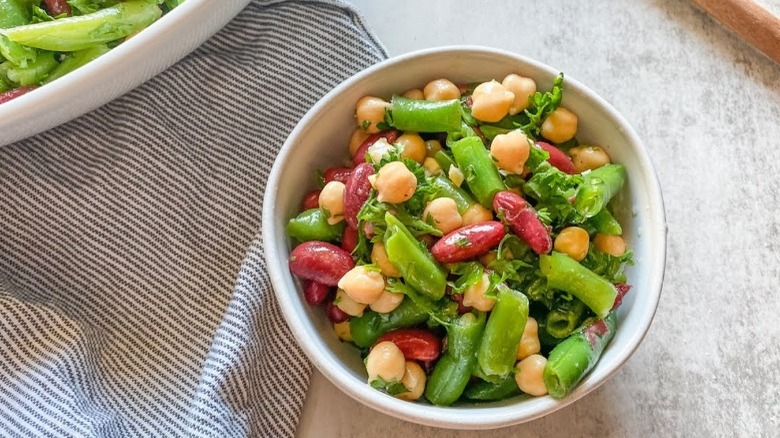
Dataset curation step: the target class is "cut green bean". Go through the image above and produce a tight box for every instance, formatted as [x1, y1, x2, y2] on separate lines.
[451, 136, 506, 208]
[464, 374, 521, 401]
[476, 285, 529, 379]
[540, 251, 617, 318]
[433, 150, 455, 174]
[0, 0, 162, 52]
[383, 212, 447, 300]
[44, 44, 110, 83]
[429, 175, 475, 214]
[388, 95, 462, 133]
[586, 206, 623, 235]
[349, 298, 429, 348]
[425, 312, 486, 405]
[286, 208, 344, 243]
[574, 164, 626, 219]
[544, 312, 617, 398]
[545, 298, 587, 339]
[6, 51, 57, 85]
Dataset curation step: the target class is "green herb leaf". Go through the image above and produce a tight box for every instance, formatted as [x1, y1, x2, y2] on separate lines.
[516, 73, 564, 140]
[580, 245, 634, 283]
[369, 376, 408, 396]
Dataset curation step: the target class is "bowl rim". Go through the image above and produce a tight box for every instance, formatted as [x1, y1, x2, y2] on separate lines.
[263, 45, 667, 429]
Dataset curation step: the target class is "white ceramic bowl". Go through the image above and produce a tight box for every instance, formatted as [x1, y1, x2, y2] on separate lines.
[263, 46, 667, 429]
[0, 0, 251, 147]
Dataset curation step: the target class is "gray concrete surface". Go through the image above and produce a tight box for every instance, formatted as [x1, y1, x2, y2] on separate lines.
[297, 1, 780, 436]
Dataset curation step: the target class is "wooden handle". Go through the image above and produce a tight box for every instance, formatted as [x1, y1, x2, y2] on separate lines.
[691, 0, 780, 64]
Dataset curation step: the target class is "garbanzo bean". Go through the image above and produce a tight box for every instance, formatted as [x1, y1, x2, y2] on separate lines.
[396, 361, 426, 401]
[334, 289, 366, 317]
[462, 273, 495, 312]
[516, 317, 541, 360]
[349, 128, 371, 156]
[356, 96, 390, 133]
[423, 197, 463, 234]
[337, 265, 385, 304]
[490, 130, 531, 174]
[502, 73, 537, 115]
[372, 161, 417, 204]
[333, 321, 352, 342]
[402, 88, 425, 100]
[570, 145, 611, 172]
[425, 139, 443, 157]
[397, 132, 426, 163]
[515, 354, 548, 396]
[594, 233, 626, 256]
[423, 157, 442, 176]
[371, 242, 401, 278]
[471, 80, 515, 123]
[461, 203, 494, 225]
[554, 227, 590, 261]
[541, 107, 578, 143]
[318, 181, 345, 225]
[370, 289, 404, 313]
[365, 341, 406, 383]
[423, 78, 461, 101]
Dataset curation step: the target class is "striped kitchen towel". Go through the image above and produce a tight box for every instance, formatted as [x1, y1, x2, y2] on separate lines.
[0, 1, 386, 436]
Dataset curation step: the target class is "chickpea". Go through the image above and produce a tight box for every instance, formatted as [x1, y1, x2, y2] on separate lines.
[569, 145, 611, 172]
[554, 227, 590, 261]
[397, 133, 426, 163]
[471, 80, 515, 123]
[396, 361, 426, 401]
[480, 250, 497, 267]
[462, 273, 495, 312]
[423, 197, 463, 234]
[425, 139, 443, 157]
[515, 354, 548, 396]
[540, 107, 578, 143]
[423, 78, 461, 101]
[490, 130, 531, 174]
[502, 74, 537, 115]
[318, 181, 345, 225]
[334, 289, 367, 317]
[349, 128, 371, 156]
[461, 203, 494, 226]
[355, 96, 390, 134]
[423, 157, 442, 176]
[367, 137, 396, 164]
[374, 161, 417, 204]
[448, 165, 465, 187]
[370, 289, 404, 313]
[594, 233, 626, 256]
[402, 88, 425, 100]
[516, 317, 541, 360]
[338, 266, 385, 305]
[365, 341, 406, 383]
[371, 242, 401, 278]
[333, 321, 352, 342]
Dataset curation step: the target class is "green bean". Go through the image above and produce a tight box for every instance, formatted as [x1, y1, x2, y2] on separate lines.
[0, 0, 162, 51]
[574, 164, 626, 219]
[286, 208, 344, 243]
[0, 0, 37, 67]
[433, 150, 455, 174]
[389, 95, 462, 133]
[585, 207, 623, 235]
[5, 51, 57, 86]
[383, 212, 447, 300]
[451, 136, 506, 208]
[545, 298, 587, 339]
[44, 44, 110, 83]
[540, 251, 617, 318]
[476, 285, 528, 379]
[429, 175, 475, 214]
[425, 312, 486, 405]
[544, 312, 617, 398]
[464, 374, 521, 401]
[349, 298, 429, 348]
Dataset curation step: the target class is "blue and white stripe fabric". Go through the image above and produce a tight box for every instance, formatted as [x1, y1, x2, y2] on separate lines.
[0, 1, 386, 436]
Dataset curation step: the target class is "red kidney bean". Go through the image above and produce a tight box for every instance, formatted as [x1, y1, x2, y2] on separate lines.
[343, 162, 375, 229]
[289, 241, 354, 286]
[44, 0, 71, 16]
[493, 191, 552, 255]
[0, 86, 37, 105]
[352, 129, 400, 166]
[326, 301, 350, 323]
[341, 226, 358, 253]
[302, 280, 332, 306]
[324, 167, 353, 184]
[301, 190, 321, 210]
[612, 283, 632, 310]
[536, 141, 577, 174]
[452, 292, 473, 315]
[376, 328, 441, 361]
[430, 221, 506, 263]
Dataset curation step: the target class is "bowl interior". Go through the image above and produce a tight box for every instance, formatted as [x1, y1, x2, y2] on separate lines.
[263, 46, 666, 429]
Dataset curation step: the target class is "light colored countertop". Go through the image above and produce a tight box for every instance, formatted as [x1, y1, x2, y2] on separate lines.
[298, 1, 780, 436]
